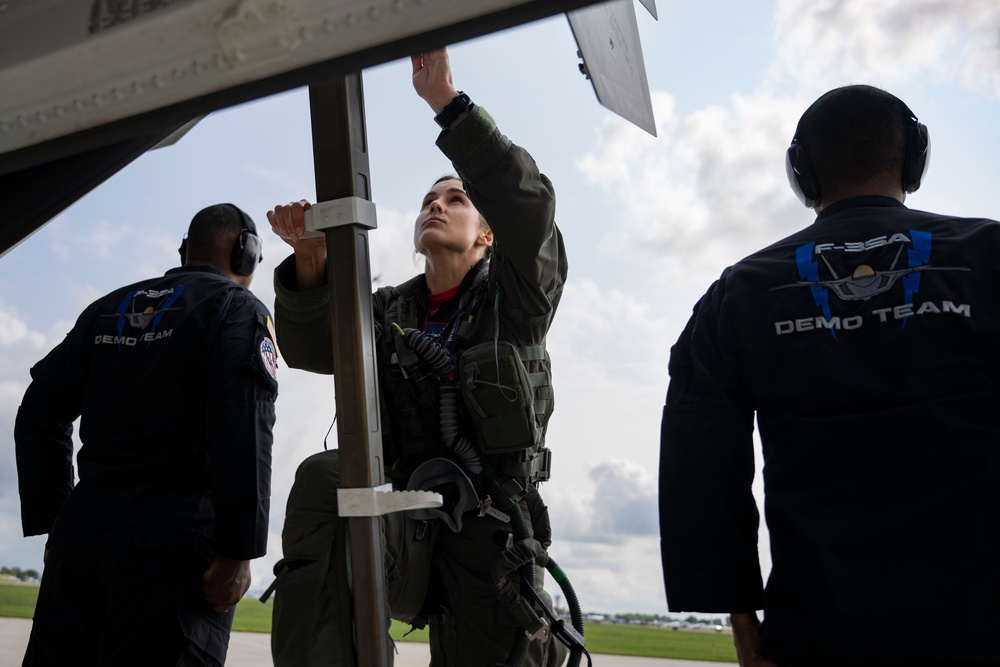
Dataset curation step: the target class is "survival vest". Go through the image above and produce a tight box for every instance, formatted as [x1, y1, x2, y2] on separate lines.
[374, 258, 554, 488]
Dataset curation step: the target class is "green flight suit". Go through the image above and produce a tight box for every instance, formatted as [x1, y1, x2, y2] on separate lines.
[272, 106, 569, 667]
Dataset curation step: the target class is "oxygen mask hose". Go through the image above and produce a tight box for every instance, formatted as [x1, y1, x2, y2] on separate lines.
[390, 324, 482, 475]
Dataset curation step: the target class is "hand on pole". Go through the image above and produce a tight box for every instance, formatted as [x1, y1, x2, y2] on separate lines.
[267, 200, 328, 291]
[267, 200, 322, 248]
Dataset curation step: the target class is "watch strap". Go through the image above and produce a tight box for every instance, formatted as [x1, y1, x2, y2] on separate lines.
[434, 92, 473, 129]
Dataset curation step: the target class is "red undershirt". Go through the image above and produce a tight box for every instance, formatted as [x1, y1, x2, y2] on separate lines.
[427, 284, 460, 317]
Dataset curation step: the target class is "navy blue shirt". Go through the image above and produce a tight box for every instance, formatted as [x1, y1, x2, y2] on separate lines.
[660, 197, 1000, 662]
[16, 265, 277, 560]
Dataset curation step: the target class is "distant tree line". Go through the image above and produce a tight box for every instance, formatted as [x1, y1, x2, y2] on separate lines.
[0, 566, 40, 582]
[573, 611, 732, 627]
[619, 613, 731, 626]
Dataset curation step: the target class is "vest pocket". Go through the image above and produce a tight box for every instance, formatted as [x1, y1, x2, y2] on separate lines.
[459, 341, 537, 454]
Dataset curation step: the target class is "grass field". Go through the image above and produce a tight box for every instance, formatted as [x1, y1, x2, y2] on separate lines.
[1, 582, 737, 662]
[0, 582, 40, 620]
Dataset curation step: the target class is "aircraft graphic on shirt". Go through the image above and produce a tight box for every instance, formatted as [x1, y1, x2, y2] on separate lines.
[770, 243, 969, 301]
[110, 305, 183, 329]
[97, 285, 187, 351]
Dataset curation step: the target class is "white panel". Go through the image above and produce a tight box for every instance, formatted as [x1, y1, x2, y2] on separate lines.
[0, 0, 552, 155]
[568, 0, 656, 136]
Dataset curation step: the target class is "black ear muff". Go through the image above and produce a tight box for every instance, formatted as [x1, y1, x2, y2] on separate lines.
[228, 204, 263, 276]
[785, 139, 821, 208]
[901, 114, 930, 194]
[233, 229, 263, 276]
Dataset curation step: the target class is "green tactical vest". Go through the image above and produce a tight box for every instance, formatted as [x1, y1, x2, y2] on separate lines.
[373, 266, 554, 488]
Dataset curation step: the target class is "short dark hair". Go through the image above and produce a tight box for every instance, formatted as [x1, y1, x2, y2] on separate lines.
[185, 204, 247, 263]
[430, 174, 490, 229]
[433, 173, 461, 187]
[795, 85, 909, 192]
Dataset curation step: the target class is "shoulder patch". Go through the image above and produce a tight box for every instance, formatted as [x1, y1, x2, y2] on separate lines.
[260, 337, 279, 380]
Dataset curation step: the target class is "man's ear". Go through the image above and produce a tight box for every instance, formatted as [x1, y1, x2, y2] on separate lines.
[479, 228, 494, 248]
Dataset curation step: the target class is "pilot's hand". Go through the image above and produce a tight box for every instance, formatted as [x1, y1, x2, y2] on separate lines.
[411, 48, 467, 127]
[267, 200, 323, 248]
[268, 200, 328, 291]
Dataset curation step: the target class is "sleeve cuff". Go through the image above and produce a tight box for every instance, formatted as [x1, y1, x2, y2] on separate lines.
[213, 499, 270, 560]
[273, 254, 330, 318]
[436, 106, 511, 182]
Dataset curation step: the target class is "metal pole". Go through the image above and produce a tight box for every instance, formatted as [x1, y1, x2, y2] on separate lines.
[308, 73, 391, 667]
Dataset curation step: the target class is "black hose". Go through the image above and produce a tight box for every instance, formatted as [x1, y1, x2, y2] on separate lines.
[392, 325, 482, 475]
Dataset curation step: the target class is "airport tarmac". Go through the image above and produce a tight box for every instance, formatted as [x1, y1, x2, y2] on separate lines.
[0, 616, 730, 666]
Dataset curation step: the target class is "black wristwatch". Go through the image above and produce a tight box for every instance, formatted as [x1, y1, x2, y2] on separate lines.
[434, 92, 473, 129]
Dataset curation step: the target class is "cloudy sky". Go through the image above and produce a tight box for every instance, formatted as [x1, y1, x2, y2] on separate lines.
[2, 0, 999, 616]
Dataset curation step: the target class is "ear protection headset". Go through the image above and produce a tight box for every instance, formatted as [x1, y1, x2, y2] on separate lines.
[178, 203, 263, 276]
[785, 102, 931, 208]
[230, 204, 263, 276]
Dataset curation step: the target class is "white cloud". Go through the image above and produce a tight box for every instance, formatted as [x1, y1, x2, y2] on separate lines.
[538, 469, 665, 614]
[548, 278, 667, 382]
[540, 280, 670, 528]
[588, 460, 658, 538]
[528, 276, 669, 616]
[0, 308, 46, 348]
[0, 308, 54, 561]
[578, 91, 809, 292]
[545, 535, 665, 615]
[0, 306, 53, 400]
[41, 213, 181, 312]
[368, 206, 426, 289]
[241, 163, 311, 196]
[772, 0, 1000, 98]
[250, 369, 340, 593]
[0, 381, 30, 489]
[544, 459, 658, 546]
[530, 275, 668, 608]
[48, 217, 124, 263]
[0, 490, 47, 571]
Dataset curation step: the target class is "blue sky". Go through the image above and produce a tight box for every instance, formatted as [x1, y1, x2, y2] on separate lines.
[2, 0, 999, 615]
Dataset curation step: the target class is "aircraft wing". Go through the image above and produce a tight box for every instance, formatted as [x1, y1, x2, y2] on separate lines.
[567, 0, 657, 136]
[0, 0, 656, 255]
